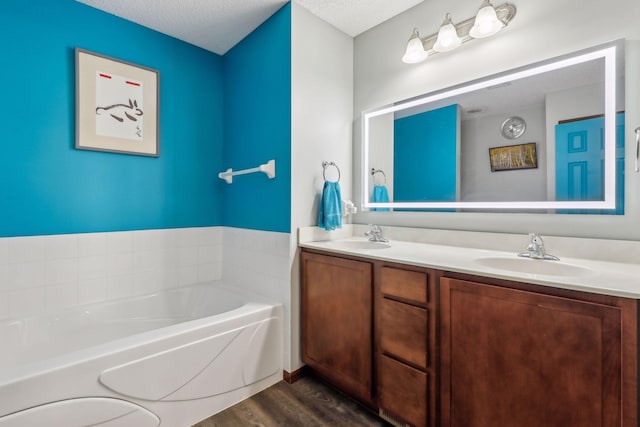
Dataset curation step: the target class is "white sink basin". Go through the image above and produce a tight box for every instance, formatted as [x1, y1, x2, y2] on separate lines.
[327, 240, 391, 250]
[475, 257, 591, 277]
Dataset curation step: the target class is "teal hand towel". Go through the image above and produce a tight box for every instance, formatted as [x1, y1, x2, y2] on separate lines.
[318, 181, 342, 231]
[372, 185, 390, 212]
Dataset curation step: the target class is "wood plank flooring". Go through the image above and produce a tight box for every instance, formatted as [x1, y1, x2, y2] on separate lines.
[192, 376, 391, 427]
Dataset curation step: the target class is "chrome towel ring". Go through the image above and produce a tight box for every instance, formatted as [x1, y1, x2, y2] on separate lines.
[371, 168, 387, 185]
[322, 161, 341, 182]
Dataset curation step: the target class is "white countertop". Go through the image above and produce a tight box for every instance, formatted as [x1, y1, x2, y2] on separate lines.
[300, 236, 640, 299]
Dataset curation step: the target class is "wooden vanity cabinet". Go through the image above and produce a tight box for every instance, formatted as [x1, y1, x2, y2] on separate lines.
[440, 274, 638, 427]
[300, 250, 375, 407]
[376, 264, 439, 427]
[301, 248, 638, 427]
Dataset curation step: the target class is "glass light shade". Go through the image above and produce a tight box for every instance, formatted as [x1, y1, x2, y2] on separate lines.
[402, 29, 428, 64]
[433, 14, 462, 52]
[469, 0, 504, 38]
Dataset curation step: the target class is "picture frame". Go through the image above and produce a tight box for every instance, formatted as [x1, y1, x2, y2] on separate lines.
[489, 142, 537, 172]
[75, 48, 159, 157]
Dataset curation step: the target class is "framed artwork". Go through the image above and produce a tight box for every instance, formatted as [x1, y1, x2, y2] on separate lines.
[75, 48, 159, 156]
[489, 142, 537, 172]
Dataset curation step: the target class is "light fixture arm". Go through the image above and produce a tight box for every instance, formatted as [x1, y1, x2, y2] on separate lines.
[414, 3, 516, 59]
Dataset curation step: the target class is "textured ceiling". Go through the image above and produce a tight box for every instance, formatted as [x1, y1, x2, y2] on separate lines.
[293, 0, 423, 37]
[76, 0, 288, 55]
[76, 0, 424, 55]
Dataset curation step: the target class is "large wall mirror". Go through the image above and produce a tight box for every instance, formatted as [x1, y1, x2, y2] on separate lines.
[362, 41, 625, 213]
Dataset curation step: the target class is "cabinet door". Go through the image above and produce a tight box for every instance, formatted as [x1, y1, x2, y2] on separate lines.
[440, 277, 622, 427]
[301, 251, 374, 405]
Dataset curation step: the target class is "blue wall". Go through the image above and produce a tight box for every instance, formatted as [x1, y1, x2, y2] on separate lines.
[222, 4, 292, 233]
[0, 0, 225, 237]
[394, 104, 459, 202]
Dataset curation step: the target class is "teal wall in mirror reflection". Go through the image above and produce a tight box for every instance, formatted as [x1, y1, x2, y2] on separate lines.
[394, 104, 459, 202]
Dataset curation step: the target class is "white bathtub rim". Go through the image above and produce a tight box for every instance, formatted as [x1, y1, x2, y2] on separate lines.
[0, 281, 282, 387]
[0, 280, 277, 326]
[0, 304, 279, 388]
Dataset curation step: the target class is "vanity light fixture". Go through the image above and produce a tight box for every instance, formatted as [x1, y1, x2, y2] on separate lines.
[402, 1, 516, 64]
[433, 14, 462, 52]
[402, 28, 429, 64]
[469, 0, 505, 38]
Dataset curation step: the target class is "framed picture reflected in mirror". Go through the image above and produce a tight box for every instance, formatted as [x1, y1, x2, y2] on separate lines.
[489, 142, 537, 172]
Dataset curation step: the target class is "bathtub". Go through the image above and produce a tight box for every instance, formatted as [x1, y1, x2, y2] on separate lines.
[0, 282, 283, 427]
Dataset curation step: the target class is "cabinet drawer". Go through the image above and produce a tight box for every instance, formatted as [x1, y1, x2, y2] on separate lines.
[381, 266, 428, 304]
[380, 298, 428, 369]
[379, 355, 428, 427]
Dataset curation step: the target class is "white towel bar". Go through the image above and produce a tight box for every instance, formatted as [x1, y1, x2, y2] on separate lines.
[218, 159, 276, 184]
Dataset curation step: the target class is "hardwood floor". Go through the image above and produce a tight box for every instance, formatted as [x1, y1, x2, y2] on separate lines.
[192, 376, 390, 427]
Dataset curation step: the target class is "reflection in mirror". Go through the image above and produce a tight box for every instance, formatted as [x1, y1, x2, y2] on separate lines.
[362, 41, 624, 213]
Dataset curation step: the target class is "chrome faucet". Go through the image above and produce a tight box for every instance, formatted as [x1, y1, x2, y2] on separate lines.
[518, 233, 559, 261]
[365, 224, 388, 243]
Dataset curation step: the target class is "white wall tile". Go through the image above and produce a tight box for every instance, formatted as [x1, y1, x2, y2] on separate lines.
[77, 233, 107, 257]
[134, 229, 167, 253]
[249, 251, 269, 275]
[178, 266, 198, 287]
[107, 253, 134, 276]
[260, 276, 287, 300]
[45, 258, 77, 286]
[107, 274, 135, 300]
[46, 282, 78, 311]
[197, 245, 221, 265]
[249, 231, 270, 253]
[178, 246, 198, 267]
[134, 250, 164, 272]
[8, 236, 45, 264]
[163, 247, 180, 269]
[222, 251, 243, 278]
[237, 228, 256, 249]
[164, 228, 180, 249]
[9, 287, 45, 318]
[6, 262, 45, 290]
[107, 232, 133, 254]
[223, 227, 241, 249]
[197, 227, 223, 247]
[198, 262, 222, 283]
[78, 256, 107, 281]
[134, 270, 162, 295]
[267, 255, 291, 280]
[176, 228, 199, 248]
[0, 265, 7, 291]
[221, 228, 292, 305]
[45, 234, 78, 260]
[162, 268, 179, 289]
[0, 239, 8, 266]
[0, 291, 8, 320]
[272, 233, 291, 257]
[78, 277, 107, 305]
[0, 226, 224, 321]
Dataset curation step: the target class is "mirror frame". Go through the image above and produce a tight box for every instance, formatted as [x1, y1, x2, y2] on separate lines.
[362, 43, 619, 211]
